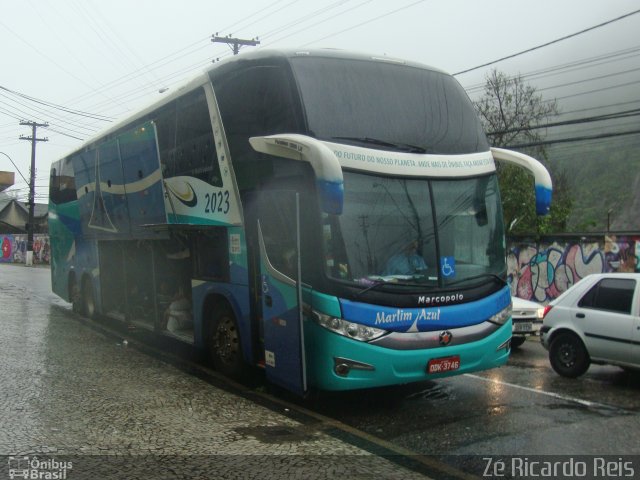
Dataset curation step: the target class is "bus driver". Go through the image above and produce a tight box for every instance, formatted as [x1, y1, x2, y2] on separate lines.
[383, 239, 427, 276]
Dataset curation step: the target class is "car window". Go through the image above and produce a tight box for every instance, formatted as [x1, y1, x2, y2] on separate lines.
[578, 278, 636, 314]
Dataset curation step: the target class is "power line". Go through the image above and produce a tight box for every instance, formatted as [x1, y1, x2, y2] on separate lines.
[0, 91, 102, 133]
[261, 0, 365, 44]
[537, 66, 640, 93]
[462, 45, 640, 93]
[218, 0, 290, 34]
[552, 78, 640, 101]
[486, 108, 640, 135]
[17, 2, 374, 126]
[218, 0, 301, 38]
[454, 8, 640, 76]
[70, 0, 163, 90]
[558, 99, 640, 116]
[0, 94, 97, 142]
[503, 129, 640, 149]
[300, 0, 425, 47]
[0, 86, 113, 121]
[46, 127, 84, 141]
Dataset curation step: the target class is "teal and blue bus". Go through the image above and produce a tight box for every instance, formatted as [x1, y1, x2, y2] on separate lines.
[48, 49, 552, 395]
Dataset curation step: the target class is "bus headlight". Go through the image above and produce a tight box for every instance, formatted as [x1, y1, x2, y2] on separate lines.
[489, 304, 512, 325]
[312, 311, 387, 342]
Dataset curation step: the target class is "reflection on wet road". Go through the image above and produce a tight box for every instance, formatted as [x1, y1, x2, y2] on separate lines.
[305, 338, 640, 457]
[3, 264, 640, 469]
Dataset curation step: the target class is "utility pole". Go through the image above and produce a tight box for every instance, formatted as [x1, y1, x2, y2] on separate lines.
[19, 120, 48, 266]
[211, 34, 260, 55]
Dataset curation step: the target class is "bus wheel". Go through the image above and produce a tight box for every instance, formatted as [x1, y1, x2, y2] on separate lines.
[208, 304, 245, 377]
[82, 276, 96, 319]
[510, 336, 526, 348]
[69, 275, 82, 314]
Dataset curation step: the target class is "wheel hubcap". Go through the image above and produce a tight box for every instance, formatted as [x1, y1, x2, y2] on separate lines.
[214, 316, 238, 365]
[559, 343, 576, 367]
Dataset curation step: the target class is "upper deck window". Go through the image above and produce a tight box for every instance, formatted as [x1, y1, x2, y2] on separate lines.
[290, 57, 489, 155]
[155, 88, 222, 186]
[49, 157, 76, 205]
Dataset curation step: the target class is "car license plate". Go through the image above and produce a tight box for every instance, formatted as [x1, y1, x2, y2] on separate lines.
[427, 356, 460, 374]
[514, 322, 532, 332]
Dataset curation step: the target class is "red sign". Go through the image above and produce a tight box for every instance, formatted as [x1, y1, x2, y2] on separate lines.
[1, 236, 12, 260]
[427, 355, 460, 374]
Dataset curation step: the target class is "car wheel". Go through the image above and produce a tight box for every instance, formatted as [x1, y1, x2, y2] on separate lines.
[549, 332, 590, 378]
[208, 304, 245, 378]
[510, 336, 527, 348]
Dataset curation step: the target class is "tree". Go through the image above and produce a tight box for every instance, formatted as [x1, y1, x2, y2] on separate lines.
[473, 69, 571, 235]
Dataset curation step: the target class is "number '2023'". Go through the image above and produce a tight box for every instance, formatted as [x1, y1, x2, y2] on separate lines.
[205, 190, 230, 214]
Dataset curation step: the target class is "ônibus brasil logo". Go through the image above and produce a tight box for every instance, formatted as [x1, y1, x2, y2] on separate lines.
[8, 456, 72, 479]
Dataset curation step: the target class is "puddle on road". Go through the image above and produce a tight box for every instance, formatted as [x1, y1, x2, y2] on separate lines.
[405, 383, 451, 401]
[544, 401, 633, 417]
[234, 425, 314, 444]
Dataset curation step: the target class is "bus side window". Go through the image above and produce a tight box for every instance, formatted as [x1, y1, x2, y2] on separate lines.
[49, 167, 59, 203]
[175, 88, 222, 186]
[214, 65, 302, 164]
[154, 101, 177, 177]
[50, 158, 77, 205]
[258, 191, 299, 280]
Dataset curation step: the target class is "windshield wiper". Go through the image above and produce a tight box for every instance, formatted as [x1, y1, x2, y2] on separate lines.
[353, 280, 388, 299]
[353, 276, 437, 299]
[331, 136, 426, 153]
[445, 273, 507, 288]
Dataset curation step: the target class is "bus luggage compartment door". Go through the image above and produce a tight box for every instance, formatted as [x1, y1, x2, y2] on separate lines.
[257, 191, 306, 396]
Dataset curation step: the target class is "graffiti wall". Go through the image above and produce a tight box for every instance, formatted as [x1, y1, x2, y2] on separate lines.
[0, 234, 50, 264]
[508, 235, 640, 303]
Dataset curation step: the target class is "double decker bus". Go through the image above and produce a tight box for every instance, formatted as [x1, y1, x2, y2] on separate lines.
[48, 49, 552, 395]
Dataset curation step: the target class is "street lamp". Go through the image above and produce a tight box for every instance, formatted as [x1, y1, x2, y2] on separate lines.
[0, 151, 29, 185]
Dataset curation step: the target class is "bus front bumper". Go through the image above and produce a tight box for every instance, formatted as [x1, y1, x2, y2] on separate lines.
[305, 320, 512, 391]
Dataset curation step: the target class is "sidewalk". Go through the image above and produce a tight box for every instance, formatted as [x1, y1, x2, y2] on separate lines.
[0, 264, 432, 479]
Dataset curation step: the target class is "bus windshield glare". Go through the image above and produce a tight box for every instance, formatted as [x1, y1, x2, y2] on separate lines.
[322, 171, 506, 287]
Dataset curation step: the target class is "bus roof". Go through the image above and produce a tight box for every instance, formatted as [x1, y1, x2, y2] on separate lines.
[208, 48, 446, 74]
[62, 48, 448, 160]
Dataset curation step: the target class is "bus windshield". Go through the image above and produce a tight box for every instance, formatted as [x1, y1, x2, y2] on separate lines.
[290, 56, 489, 155]
[322, 172, 506, 288]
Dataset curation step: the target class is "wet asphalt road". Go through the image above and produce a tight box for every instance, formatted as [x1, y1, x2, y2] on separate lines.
[308, 341, 640, 456]
[2, 264, 640, 476]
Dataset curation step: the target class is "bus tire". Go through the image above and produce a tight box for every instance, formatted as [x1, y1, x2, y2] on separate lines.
[208, 303, 245, 378]
[69, 274, 82, 314]
[510, 336, 526, 348]
[82, 276, 97, 319]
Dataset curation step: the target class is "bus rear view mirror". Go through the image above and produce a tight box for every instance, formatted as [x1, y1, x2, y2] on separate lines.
[491, 147, 553, 215]
[249, 134, 344, 214]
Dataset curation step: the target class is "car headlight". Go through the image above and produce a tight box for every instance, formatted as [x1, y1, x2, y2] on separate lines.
[489, 304, 512, 325]
[312, 310, 387, 341]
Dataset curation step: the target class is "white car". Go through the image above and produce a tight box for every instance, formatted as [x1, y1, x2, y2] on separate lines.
[540, 273, 640, 377]
[511, 297, 545, 348]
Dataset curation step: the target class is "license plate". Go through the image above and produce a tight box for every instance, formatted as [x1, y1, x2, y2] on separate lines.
[427, 355, 460, 374]
[514, 322, 532, 332]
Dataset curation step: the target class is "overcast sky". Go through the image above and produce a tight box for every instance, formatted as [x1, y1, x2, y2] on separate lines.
[1, 0, 639, 201]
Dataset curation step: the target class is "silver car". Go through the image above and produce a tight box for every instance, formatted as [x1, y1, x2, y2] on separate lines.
[511, 297, 545, 348]
[540, 273, 640, 377]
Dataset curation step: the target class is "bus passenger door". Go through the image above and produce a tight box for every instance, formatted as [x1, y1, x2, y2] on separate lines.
[257, 190, 306, 396]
